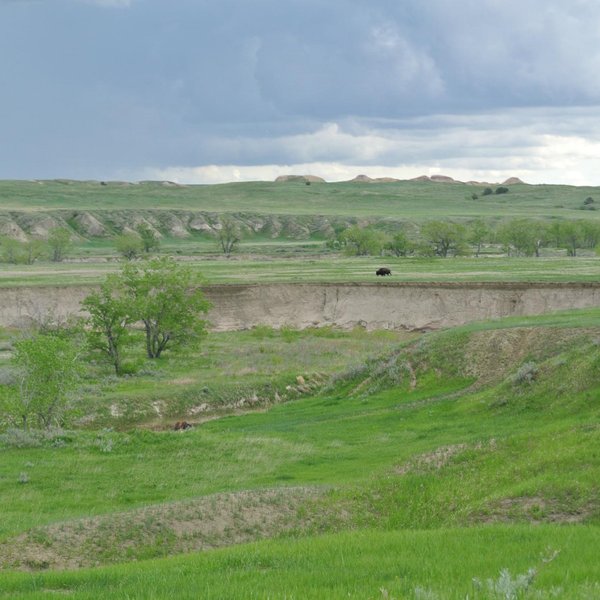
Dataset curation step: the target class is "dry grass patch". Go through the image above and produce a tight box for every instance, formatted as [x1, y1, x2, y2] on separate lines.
[0, 487, 324, 571]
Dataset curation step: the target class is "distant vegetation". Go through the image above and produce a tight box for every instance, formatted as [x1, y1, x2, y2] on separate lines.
[1, 179, 600, 266]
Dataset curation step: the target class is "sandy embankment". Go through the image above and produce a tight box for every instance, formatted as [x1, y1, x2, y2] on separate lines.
[1, 282, 599, 331]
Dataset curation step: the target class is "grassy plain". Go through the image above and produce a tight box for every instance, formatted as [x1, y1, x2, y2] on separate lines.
[2, 256, 600, 287]
[1, 178, 599, 219]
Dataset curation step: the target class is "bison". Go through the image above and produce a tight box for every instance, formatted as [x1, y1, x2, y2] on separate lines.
[376, 267, 392, 276]
[174, 420, 192, 431]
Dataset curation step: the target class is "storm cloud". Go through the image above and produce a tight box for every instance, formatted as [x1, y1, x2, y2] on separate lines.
[1, 0, 599, 183]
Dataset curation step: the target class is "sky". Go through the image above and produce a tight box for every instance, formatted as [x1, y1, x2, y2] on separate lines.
[1, 0, 600, 185]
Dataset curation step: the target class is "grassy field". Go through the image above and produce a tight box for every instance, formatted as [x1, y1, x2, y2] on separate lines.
[0, 310, 598, 597]
[1, 179, 599, 219]
[2, 255, 600, 287]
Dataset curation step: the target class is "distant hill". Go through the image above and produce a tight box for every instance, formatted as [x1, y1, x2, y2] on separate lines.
[346, 174, 401, 183]
[274, 175, 326, 183]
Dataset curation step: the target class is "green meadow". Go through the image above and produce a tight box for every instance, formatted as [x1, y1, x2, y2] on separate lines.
[1, 178, 599, 219]
[2, 256, 600, 288]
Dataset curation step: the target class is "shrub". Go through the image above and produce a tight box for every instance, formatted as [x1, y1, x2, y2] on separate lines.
[511, 362, 538, 385]
[495, 186, 509, 194]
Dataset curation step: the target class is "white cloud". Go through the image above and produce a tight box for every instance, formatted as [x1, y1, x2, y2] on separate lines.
[129, 106, 600, 186]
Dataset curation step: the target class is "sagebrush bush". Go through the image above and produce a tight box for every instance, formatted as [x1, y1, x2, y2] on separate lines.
[511, 362, 538, 385]
[0, 427, 69, 449]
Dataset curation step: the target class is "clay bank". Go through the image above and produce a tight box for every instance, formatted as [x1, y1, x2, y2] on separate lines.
[1, 282, 600, 331]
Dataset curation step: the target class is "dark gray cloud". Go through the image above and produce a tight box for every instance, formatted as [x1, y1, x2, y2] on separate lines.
[0, 0, 599, 182]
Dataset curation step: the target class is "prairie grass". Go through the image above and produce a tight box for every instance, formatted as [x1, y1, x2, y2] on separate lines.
[2, 255, 600, 287]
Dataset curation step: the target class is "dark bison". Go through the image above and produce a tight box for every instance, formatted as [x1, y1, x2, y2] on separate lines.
[174, 420, 192, 431]
[376, 267, 392, 276]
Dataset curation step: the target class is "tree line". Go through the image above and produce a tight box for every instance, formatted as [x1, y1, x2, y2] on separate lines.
[327, 218, 600, 258]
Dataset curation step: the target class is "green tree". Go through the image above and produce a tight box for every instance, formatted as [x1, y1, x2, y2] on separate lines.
[560, 221, 582, 256]
[135, 223, 161, 254]
[82, 278, 133, 375]
[23, 239, 45, 265]
[340, 226, 387, 256]
[1, 238, 22, 264]
[121, 257, 211, 359]
[547, 221, 562, 248]
[421, 221, 467, 257]
[385, 230, 413, 257]
[468, 219, 489, 257]
[115, 233, 143, 260]
[217, 216, 241, 256]
[579, 221, 600, 249]
[48, 228, 72, 262]
[498, 219, 546, 257]
[4, 335, 81, 429]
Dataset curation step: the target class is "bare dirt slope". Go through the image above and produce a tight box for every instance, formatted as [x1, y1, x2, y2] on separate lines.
[1, 282, 600, 330]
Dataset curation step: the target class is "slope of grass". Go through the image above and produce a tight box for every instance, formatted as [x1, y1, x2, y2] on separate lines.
[1, 527, 599, 599]
[2, 179, 599, 219]
[0, 310, 599, 596]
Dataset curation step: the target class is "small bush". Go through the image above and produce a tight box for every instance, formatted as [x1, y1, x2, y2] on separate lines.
[511, 362, 538, 385]
[495, 186, 509, 194]
[482, 187, 493, 196]
[584, 196, 594, 205]
[0, 427, 70, 449]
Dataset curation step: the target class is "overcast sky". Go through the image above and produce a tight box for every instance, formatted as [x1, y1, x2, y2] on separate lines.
[1, 0, 600, 184]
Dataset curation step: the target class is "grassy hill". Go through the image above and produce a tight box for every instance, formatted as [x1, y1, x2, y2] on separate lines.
[1, 179, 599, 219]
[0, 310, 598, 598]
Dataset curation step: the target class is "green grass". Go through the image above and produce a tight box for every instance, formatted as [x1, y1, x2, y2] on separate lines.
[1, 527, 599, 599]
[0, 310, 599, 596]
[2, 179, 599, 219]
[3, 255, 600, 287]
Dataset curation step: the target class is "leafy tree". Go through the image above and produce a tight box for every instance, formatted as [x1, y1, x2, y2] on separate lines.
[217, 216, 241, 256]
[498, 219, 546, 257]
[385, 230, 413, 257]
[482, 187, 493, 196]
[3, 335, 81, 429]
[340, 226, 387, 256]
[420, 221, 467, 257]
[115, 233, 143, 260]
[495, 186, 509, 194]
[82, 278, 133, 375]
[468, 219, 489, 257]
[135, 223, 160, 253]
[48, 228, 72, 262]
[121, 257, 211, 358]
[23, 240, 45, 265]
[547, 221, 562, 248]
[560, 221, 582, 256]
[1, 238, 22, 264]
[579, 221, 600, 249]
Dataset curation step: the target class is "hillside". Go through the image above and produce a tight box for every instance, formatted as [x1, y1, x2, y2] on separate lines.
[0, 311, 598, 597]
[0, 178, 599, 221]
